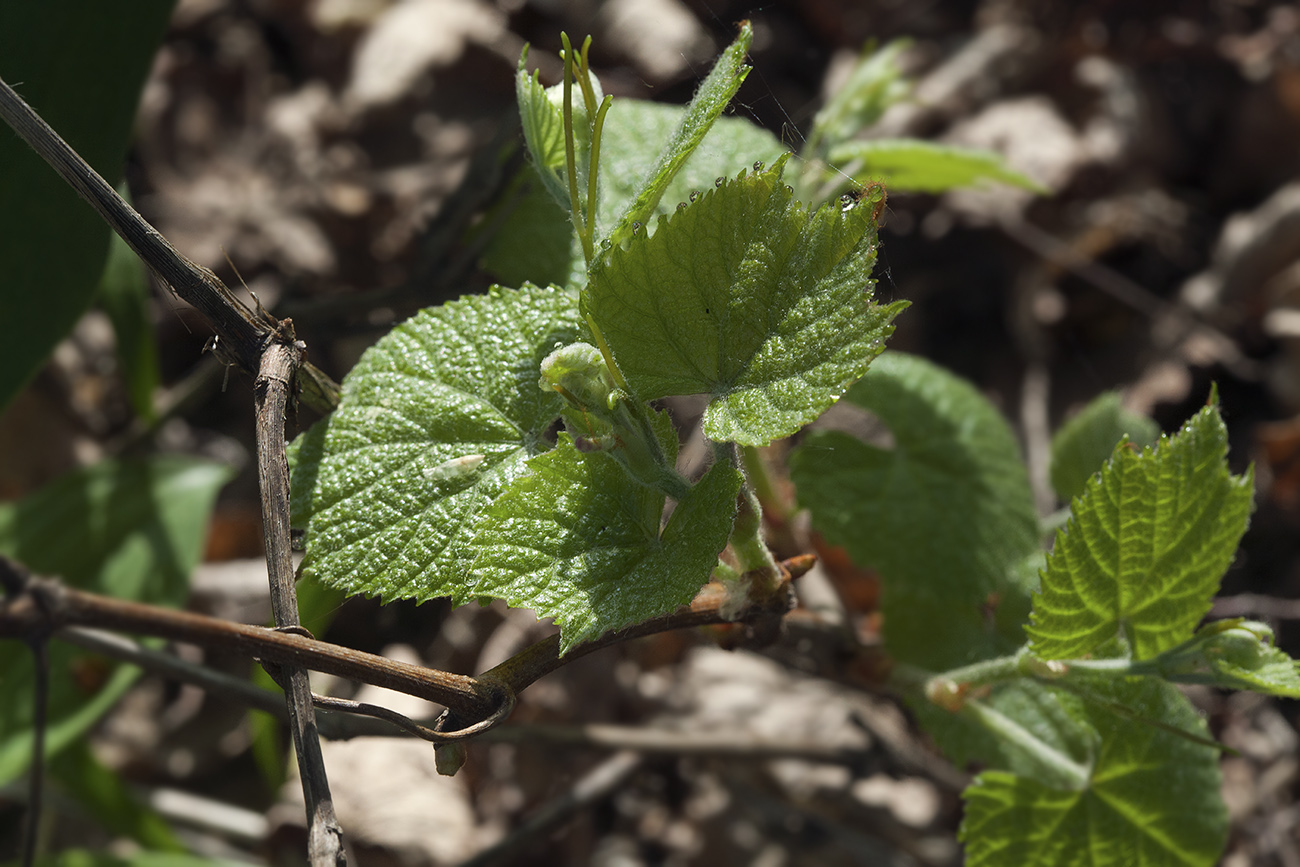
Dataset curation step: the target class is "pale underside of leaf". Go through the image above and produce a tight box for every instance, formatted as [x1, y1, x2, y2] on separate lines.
[960, 679, 1226, 867]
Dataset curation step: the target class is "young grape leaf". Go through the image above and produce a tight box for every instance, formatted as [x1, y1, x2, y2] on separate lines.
[1209, 645, 1300, 696]
[596, 101, 788, 237]
[469, 439, 742, 653]
[960, 677, 1226, 867]
[601, 21, 754, 251]
[911, 679, 1096, 783]
[0, 457, 230, 784]
[789, 352, 1039, 670]
[484, 104, 787, 292]
[1027, 403, 1254, 661]
[806, 40, 911, 156]
[585, 156, 904, 446]
[289, 284, 582, 604]
[826, 139, 1046, 194]
[1050, 392, 1159, 503]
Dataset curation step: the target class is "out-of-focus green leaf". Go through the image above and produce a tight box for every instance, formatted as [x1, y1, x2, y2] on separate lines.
[27, 851, 250, 867]
[0, 456, 231, 784]
[790, 352, 1039, 670]
[826, 139, 1046, 194]
[97, 187, 160, 421]
[1049, 392, 1160, 503]
[0, 1, 175, 411]
[807, 40, 911, 154]
[49, 741, 183, 851]
[1028, 404, 1254, 661]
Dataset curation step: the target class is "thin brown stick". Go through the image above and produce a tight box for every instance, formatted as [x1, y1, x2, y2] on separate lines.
[0, 76, 340, 414]
[0, 575, 497, 717]
[256, 343, 345, 866]
[0, 561, 799, 727]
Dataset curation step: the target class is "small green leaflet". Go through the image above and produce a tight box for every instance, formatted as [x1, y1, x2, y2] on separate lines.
[482, 104, 787, 293]
[807, 40, 911, 154]
[960, 678, 1226, 867]
[789, 352, 1039, 670]
[289, 284, 582, 604]
[468, 437, 742, 654]
[585, 156, 904, 446]
[1027, 403, 1254, 661]
[601, 21, 754, 251]
[1049, 391, 1159, 503]
[826, 139, 1045, 194]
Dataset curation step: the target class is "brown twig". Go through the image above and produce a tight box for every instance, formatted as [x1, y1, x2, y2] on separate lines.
[0, 560, 800, 729]
[255, 342, 345, 866]
[0, 576, 497, 717]
[0, 76, 340, 413]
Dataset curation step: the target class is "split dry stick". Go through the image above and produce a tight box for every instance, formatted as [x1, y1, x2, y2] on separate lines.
[255, 343, 345, 866]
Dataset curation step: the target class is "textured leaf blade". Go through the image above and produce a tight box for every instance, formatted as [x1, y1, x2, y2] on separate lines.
[586, 157, 903, 446]
[290, 284, 582, 604]
[0, 457, 231, 784]
[1050, 392, 1160, 503]
[470, 441, 741, 653]
[960, 678, 1226, 867]
[1028, 404, 1254, 661]
[790, 352, 1039, 669]
[827, 139, 1046, 194]
[602, 21, 754, 250]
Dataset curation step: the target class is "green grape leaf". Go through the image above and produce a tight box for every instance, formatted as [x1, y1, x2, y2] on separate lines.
[1050, 392, 1160, 503]
[790, 352, 1039, 669]
[911, 679, 1097, 781]
[807, 40, 911, 153]
[960, 678, 1227, 867]
[586, 156, 903, 446]
[1027, 404, 1254, 661]
[0, 457, 231, 784]
[601, 21, 754, 251]
[485, 104, 787, 292]
[826, 139, 1047, 194]
[289, 284, 582, 604]
[469, 440, 742, 653]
